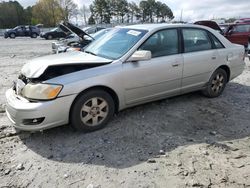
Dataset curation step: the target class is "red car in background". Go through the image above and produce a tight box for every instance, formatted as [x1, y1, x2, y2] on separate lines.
[195, 20, 250, 48]
[224, 23, 250, 48]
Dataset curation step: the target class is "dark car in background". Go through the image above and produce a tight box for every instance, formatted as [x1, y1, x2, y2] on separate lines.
[4, 25, 40, 39]
[40, 27, 70, 40]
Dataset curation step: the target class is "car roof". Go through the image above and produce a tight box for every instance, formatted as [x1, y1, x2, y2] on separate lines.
[229, 22, 250, 26]
[120, 23, 212, 32]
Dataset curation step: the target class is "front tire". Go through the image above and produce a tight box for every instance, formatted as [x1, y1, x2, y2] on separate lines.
[70, 89, 115, 132]
[10, 33, 16, 39]
[47, 35, 53, 40]
[31, 33, 38, 38]
[202, 68, 228, 98]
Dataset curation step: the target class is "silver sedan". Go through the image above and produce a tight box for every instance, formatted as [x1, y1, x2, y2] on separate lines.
[5, 24, 245, 132]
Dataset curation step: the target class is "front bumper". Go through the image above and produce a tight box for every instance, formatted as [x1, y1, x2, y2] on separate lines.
[40, 33, 45, 38]
[4, 33, 8, 38]
[5, 89, 77, 131]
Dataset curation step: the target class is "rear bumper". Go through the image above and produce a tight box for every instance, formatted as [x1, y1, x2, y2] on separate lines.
[230, 63, 245, 81]
[5, 89, 77, 131]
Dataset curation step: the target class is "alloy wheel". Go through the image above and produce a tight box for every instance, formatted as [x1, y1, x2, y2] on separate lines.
[211, 73, 224, 94]
[80, 97, 109, 127]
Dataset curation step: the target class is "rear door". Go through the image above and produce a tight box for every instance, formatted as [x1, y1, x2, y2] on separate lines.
[181, 28, 219, 93]
[123, 29, 183, 105]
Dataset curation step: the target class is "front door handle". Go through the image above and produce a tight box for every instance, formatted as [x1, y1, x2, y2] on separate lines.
[212, 56, 216, 60]
[172, 62, 181, 67]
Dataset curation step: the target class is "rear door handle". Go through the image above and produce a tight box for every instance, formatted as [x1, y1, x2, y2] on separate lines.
[172, 62, 181, 67]
[212, 56, 216, 60]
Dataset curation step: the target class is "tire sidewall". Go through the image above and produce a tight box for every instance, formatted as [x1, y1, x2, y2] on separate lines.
[10, 33, 15, 38]
[70, 90, 115, 132]
[31, 33, 37, 38]
[47, 35, 53, 40]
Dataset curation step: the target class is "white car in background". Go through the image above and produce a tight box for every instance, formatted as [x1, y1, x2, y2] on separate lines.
[52, 22, 107, 53]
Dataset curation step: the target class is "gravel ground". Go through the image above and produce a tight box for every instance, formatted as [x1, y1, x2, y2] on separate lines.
[0, 38, 250, 188]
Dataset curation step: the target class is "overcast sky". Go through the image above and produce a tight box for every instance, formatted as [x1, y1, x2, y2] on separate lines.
[17, 0, 250, 22]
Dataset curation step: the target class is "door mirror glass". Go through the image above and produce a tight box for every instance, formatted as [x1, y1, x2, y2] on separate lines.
[127, 50, 152, 62]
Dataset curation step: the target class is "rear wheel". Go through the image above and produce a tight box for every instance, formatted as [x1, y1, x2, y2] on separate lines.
[47, 35, 53, 40]
[10, 33, 15, 39]
[202, 68, 228, 98]
[70, 89, 115, 132]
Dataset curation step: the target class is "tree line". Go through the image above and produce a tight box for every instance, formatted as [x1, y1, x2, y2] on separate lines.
[88, 0, 174, 24]
[0, 0, 175, 28]
[0, 0, 77, 28]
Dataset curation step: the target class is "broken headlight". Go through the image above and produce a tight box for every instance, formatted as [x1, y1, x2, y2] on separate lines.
[22, 83, 63, 100]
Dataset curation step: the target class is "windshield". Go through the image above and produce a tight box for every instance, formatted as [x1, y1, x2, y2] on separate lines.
[84, 28, 148, 60]
[51, 28, 58, 32]
[92, 28, 112, 40]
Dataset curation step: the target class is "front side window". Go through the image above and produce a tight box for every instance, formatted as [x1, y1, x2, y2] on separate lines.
[139, 29, 178, 58]
[84, 28, 148, 60]
[183, 29, 212, 53]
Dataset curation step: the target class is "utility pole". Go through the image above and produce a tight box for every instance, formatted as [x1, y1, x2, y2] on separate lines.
[180, 9, 183, 22]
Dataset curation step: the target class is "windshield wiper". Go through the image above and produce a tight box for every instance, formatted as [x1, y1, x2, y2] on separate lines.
[84, 50, 96, 56]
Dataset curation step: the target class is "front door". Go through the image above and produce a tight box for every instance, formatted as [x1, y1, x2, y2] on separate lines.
[16, 26, 25, 36]
[122, 29, 183, 105]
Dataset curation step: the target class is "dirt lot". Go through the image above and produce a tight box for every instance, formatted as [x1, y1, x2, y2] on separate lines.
[0, 38, 250, 188]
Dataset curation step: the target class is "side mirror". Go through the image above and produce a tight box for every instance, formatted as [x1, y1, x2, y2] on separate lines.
[127, 50, 152, 62]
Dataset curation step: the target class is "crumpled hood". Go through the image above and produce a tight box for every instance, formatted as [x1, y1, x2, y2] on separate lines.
[21, 51, 111, 78]
[59, 21, 93, 40]
[194, 20, 223, 33]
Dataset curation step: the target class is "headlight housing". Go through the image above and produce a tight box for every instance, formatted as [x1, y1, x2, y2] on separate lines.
[22, 83, 63, 100]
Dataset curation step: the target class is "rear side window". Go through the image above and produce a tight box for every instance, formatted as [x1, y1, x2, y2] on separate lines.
[183, 29, 212, 53]
[139, 29, 178, 58]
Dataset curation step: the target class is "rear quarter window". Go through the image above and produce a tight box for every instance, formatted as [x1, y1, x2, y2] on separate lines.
[209, 33, 225, 49]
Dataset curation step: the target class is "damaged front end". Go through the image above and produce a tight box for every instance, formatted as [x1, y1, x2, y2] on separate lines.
[14, 63, 109, 101]
[6, 52, 112, 131]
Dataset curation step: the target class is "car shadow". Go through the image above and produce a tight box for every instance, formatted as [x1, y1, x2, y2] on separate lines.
[20, 82, 250, 168]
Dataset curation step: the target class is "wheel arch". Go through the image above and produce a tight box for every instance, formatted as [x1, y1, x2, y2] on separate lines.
[69, 85, 120, 122]
[217, 65, 230, 82]
[10, 32, 16, 37]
